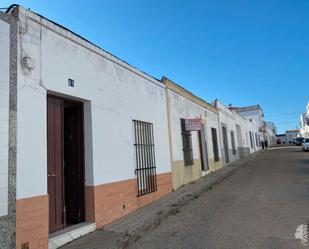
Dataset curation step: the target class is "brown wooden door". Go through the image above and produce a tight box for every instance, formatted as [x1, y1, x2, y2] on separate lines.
[64, 103, 84, 224]
[198, 124, 208, 171]
[222, 126, 229, 163]
[47, 96, 64, 233]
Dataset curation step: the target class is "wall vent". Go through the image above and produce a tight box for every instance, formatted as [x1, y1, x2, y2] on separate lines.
[21, 242, 29, 249]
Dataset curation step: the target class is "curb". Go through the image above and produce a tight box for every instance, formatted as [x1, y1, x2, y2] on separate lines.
[117, 150, 263, 249]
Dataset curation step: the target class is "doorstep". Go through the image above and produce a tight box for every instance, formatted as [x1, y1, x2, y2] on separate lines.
[49, 222, 96, 249]
[201, 170, 212, 177]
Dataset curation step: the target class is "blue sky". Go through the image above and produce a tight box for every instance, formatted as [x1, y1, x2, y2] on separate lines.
[2, 0, 309, 133]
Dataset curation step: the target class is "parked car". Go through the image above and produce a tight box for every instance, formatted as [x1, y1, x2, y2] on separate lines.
[302, 138, 309, 151]
[295, 137, 304, 146]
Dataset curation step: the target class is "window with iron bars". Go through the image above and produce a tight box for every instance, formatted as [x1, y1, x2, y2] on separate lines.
[181, 118, 194, 166]
[133, 120, 157, 196]
[255, 133, 259, 147]
[249, 131, 253, 149]
[211, 128, 220, 162]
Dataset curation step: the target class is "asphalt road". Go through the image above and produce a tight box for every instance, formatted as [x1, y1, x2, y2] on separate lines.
[128, 146, 309, 249]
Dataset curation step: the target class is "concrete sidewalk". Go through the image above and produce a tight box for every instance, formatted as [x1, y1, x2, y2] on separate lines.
[60, 151, 262, 249]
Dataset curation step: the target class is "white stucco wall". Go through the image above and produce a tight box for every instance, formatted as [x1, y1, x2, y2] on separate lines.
[204, 108, 222, 161]
[300, 112, 309, 138]
[168, 89, 222, 164]
[235, 113, 260, 152]
[216, 102, 239, 163]
[286, 131, 298, 143]
[233, 114, 247, 148]
[276, 135, 286, 144]
[215, 100, 260, 164]
[265, 122, 277, 145]
[0, 19, 9, 216]
[168, 89, 204, 162]
[300, 113, 307, 137]
[236, 110, 263, 128]
[16, 8, 171, 199]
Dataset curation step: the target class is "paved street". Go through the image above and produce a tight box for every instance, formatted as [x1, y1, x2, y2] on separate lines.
[128, 147, 309, 249]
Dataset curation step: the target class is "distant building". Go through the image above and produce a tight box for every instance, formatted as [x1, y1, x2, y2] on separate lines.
[229, 105, 264, 128]
[229, 104, 266, 144]
[276, 134, 286, 144]
[265, 121, 277, 145]
[286, 130, 299, 144]
[300, 103, 309, 138]
[214, 100, 261, 162]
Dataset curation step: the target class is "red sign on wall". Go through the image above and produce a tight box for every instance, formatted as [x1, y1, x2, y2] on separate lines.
[185, 118, 202, 131]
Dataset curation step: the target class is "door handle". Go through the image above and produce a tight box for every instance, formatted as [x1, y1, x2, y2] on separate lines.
[48, 174, 56, 177]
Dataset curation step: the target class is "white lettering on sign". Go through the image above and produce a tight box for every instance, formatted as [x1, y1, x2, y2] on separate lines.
[185, 118, 202, 131]
[0, 20, 10, 217]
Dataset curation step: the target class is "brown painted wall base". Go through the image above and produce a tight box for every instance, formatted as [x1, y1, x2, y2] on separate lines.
[89, 172, 172, 228]
[16, 195, 49, 249]
[16, 172, 172, 249]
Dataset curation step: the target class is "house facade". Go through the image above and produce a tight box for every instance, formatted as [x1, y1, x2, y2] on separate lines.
[300, 113, 308, 137]
[286, 130, 299, 144]
[229, 104, 265, 144]
[7, 6, 172, 249]
[276, 134, 286, 144]
[163, 77, 223, 190]
[300, 103, 309, 138]
[265, 121, 277, 145]
[213, 100, 260, 164]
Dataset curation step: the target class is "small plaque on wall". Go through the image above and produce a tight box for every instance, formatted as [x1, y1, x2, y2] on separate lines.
[68, 78, 75, 87]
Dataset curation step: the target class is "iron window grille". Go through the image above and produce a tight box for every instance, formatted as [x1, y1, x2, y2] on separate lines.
[249, 132, 253, 149]
[211, 128, 220, 162]
[231, 131, 236, 155]
[133, 120, 157, 197]
[255, 133, 259, 147]
[181, 118, 194, 166]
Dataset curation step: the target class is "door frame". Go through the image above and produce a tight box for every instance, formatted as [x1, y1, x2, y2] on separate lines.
[47, 94, 85, 234]
[198, 124, 209, 171]
[221, 124, 229, 164]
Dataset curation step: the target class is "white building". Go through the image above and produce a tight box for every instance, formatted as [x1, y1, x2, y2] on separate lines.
[213, 100, 260, 165]
[286, 130, 299, 144]
[300, 113, 308, 137]
[265, 121, 277, 145]
[300, 103, 309, 138]
[229, 104, 265, 144]
[163, 78, 223, 190]
[276, 134, 286, 144]
[229, 105, 264, 127]
[7, 6, 172, 249]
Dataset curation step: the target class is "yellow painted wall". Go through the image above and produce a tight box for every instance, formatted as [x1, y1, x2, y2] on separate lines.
[171, 159, 202, 190]
[208, 158, 223, 172]
[163, 77, 224, 190]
